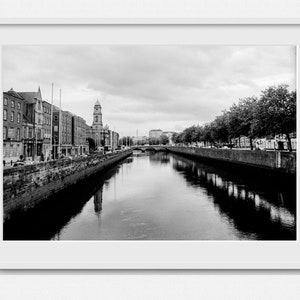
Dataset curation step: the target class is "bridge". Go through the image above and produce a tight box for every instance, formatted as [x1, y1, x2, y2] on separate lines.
[131, 145, 168, 152]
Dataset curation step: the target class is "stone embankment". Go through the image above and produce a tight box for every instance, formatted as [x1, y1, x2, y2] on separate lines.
[3, 150, 132, 220]
[167, 146, 296, 174]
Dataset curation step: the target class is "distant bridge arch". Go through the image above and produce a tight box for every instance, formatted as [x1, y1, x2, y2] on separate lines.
[131, 145, 168, 152]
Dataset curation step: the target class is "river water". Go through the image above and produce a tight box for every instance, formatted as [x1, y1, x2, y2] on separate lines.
[4, 151, 296, 240]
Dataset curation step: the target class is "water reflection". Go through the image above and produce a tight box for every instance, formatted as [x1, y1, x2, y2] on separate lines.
[149, 152, 170, 164]
[94, 187, 103, 215]
[172, 155, 296, 240]
[3, 153, 296, 240]
[3, 161, 125, 240]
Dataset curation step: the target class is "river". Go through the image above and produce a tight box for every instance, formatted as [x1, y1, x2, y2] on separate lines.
[3, 151, 296, 240]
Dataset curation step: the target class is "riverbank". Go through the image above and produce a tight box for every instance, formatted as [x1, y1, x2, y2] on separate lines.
[167, 146, 296, 175]
[3, 150, 132, 220]
[4, 151, 295, 240]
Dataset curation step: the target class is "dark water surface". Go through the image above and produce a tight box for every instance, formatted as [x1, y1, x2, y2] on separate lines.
[4, 151, 296, 240]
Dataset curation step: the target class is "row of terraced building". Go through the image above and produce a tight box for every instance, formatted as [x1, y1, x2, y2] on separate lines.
[3, 87, 89, 163]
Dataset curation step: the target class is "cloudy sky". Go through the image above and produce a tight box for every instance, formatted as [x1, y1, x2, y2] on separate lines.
[2, 45, 296, 137]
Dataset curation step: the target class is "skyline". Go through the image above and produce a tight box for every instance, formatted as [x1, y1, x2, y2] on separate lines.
[2, 45, 296, 136]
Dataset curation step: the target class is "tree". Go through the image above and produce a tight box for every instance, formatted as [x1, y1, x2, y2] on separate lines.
[257, 85, 296, 151]
[173, 132, 184, 144]
[182, 126, 197, 144]
[202, 124, 214, 146]
[175, 84, 296, 151]
[210, 114, 230, 145]
[237, 97, 259, 150]
[159, 134, 169, 145]
[191, 125, 203, 143]
[226, 97, 259, 150]
[227, 104, 243, 144]
[171, 132, 179, 144]
[149, 138, 160, 145]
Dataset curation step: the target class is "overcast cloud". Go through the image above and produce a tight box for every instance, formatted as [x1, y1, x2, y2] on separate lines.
[2, 45, 296, 136]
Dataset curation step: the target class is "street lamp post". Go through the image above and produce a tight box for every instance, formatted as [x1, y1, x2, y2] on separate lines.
[58, 89, 62, 157]
[50, 83, 54, 159]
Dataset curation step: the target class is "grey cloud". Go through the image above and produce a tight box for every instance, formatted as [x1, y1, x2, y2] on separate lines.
[3, 45, 296, 136]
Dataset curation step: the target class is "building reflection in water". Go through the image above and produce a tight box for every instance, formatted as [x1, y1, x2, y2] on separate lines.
[3, 160, 129, 240]
[149, 152, 170, 164]
[94, 186, 103, 215]
[172, 155, 296, 240]
[4, 152, 296, 241]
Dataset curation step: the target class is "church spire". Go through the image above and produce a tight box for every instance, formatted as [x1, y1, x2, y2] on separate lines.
[95, 99, 101, 107]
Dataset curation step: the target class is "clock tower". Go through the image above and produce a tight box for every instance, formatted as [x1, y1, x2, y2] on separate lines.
[92, 99, 103, 130]
[90, 99, 103, 147]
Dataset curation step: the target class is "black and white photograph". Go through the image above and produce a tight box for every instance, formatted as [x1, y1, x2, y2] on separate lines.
[2, 45, 296, 241]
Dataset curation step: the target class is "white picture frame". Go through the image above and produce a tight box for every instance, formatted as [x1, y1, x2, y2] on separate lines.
[0, 0, 299, 269]
[0, 0, 300, 24]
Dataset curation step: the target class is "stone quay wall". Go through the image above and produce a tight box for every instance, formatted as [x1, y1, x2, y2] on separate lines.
[167, 147, 296, 174]
[3, 150, 132, 220]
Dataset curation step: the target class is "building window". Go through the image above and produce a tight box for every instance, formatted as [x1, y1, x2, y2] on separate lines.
[3, 127, 7, 139]
[38, 101, 41, 110]
[4, 98, 8, 106]
[3, 109, 7, 121]
[8, 128, 14, 139]
[17, 113, 20, 123]
[10, 111, 14, 122]
[17, 128, 20, 141]
[11, 100, 15, 108]
[28, 128, 33, 138]
[17, 102, 21, 110]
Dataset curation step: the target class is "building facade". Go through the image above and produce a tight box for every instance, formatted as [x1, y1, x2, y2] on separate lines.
[72, 115, 88, 155]
[108, 130, 119, 150]
[102, 125, 110, 148]
[52, 107, 73, 157]
[61, 110, 73, 155]
[19, 87, 44, 161]
[42, 100, 52, 160]
[22, 100, 35, 160]
[3, 87, 94, 162]
[149, 129, 163, 139]
[3, 89, 24, 163]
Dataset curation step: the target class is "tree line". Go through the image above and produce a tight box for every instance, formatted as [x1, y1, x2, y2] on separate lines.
[172, 85, 296, 151]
